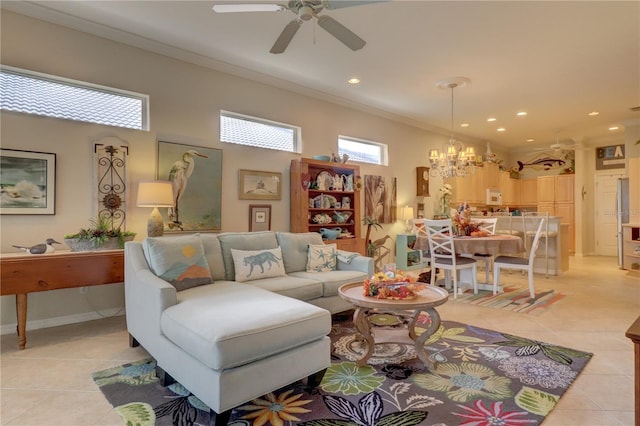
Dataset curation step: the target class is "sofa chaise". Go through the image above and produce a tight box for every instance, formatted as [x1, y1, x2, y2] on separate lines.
[124, 231, 373, 425]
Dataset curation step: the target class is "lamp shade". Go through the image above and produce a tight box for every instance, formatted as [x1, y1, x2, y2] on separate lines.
[137, 181, 174, 207]
[401, 206, 414, 221]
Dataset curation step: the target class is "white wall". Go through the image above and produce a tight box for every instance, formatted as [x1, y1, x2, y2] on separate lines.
[1, 11, 461, 330]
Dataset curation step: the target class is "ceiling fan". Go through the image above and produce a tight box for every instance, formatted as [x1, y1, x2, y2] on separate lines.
[212, 1, 384, 54]
[533, 132, 581, 154]
[535, 142, 578, 153]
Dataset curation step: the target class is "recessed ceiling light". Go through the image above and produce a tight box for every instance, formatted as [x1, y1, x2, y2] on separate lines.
[516, 111, 527, 116]
[497, 127, 506, 132]
[460, 123, 469, 128]
[609, 126, 620, 131]
[347, 78, 360, 84]
[588, 111, 600, 116]
[487, 117, 497, 122]
[526, 138, 535, 142]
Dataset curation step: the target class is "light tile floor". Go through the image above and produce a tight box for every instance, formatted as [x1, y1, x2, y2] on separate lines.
[1, 256, 638, 425]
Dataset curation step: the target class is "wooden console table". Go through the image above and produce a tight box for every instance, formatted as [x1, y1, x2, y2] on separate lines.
[626, 315, 640, 426]
[1, 250, 125, 350]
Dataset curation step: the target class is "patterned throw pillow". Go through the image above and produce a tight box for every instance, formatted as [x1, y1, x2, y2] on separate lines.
[143, 236, 213, 291]
[231, 247, 286, 283]
[307, 243, 337, 272]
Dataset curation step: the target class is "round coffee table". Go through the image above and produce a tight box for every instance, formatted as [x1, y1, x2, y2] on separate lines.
[338, 282, 449, 370]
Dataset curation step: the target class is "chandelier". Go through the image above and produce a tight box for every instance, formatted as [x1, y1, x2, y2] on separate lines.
[429, 77, 476, 178]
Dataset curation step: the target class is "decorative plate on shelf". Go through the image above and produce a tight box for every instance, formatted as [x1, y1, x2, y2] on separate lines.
[313, 194, 336, 209]
[316, 171, 333, 191]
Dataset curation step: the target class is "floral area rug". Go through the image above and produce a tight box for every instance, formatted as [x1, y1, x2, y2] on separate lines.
[93, 312, 591, 426]
[452, 286, 566, 315]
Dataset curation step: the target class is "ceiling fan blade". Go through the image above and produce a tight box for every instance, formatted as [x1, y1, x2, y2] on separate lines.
[212, 3, 286, 13]
[317, 15, 366, 51]
[270, 19, 302, 54]
[324, 0, 388, 10]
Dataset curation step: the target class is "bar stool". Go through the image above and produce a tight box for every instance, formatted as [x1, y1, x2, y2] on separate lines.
[493, 212, 524, 240]
[522, 211, 556, 278]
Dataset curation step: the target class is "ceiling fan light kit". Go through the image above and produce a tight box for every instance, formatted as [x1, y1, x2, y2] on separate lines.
[429, 77, 477, 179]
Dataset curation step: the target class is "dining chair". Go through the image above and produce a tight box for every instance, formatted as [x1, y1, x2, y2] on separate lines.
[472, 217, 498, 284]
[424, 219, 478, 298]
[521, 211, 556, 278]
[410, 218, 430, 271]
[493, 218, 545, 298]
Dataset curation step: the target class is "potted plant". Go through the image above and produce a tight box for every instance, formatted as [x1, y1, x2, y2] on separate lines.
[64, 216, 136, 251]
[362, 216, 382, 257]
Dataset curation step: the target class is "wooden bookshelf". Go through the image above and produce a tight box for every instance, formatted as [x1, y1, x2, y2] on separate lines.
[290, 158, 364, 254]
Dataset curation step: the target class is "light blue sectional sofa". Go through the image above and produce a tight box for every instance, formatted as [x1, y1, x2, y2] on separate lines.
[124, 231, 373, 425]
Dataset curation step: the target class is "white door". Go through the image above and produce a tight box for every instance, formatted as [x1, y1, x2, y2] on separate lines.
[594, 174, 622, 256]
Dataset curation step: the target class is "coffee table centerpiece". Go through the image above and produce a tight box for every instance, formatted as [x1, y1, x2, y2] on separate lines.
[363, 269, 426, 300]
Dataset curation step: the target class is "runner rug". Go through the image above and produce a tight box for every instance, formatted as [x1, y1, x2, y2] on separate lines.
[93, 313, 590, 426]
[453, 286, 566, 315]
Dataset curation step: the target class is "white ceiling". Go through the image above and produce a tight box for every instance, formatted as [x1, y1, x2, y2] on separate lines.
[4, 0, 639, 152]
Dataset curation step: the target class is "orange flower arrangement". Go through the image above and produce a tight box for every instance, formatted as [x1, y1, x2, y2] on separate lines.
[363, 270, 426, 300]
[453, 208, 480, 237]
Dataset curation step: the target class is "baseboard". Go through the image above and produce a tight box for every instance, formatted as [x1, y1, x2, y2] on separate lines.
[0, 308, 125, 335]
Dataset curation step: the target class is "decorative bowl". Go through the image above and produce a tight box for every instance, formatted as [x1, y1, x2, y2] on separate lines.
[319, 227, 342, 240]
[312, 155, 331, 161]
[312, 213, 332, 224]
[332, 211, 352, 224]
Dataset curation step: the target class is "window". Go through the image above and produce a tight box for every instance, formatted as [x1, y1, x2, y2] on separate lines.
[0, 65, 148, 130]
[338, 135, 387, 165]
[220, 110, 300, 153]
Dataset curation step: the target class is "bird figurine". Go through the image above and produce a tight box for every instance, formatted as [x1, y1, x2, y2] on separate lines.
[12, 238, 61, 255]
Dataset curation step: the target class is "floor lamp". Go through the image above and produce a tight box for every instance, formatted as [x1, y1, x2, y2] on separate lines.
[137, 181, 174, 237]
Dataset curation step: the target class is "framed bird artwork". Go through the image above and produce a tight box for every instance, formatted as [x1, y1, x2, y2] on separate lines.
[0, 149, 56, 215]
[157, 141, 222, 233]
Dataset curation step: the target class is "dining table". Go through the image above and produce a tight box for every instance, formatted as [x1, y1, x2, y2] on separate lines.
[414, 234, 524, 292]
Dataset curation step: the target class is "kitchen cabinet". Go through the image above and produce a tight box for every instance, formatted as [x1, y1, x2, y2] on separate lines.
[622, 224, 640, 277]
[483, 162, 501, 188]
[520, 179, 537, 205]
[537, 175, 575, 254]
[448, 176, 473, 204]
[499, 171, 520, 206]
[447, 162, 500, 205]
[290, 158, 364, 254]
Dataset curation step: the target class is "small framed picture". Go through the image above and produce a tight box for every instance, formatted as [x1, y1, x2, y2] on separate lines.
[249, 204, 271, 232]
[239, 169, 282, 200]
[0, 149, 56, 215]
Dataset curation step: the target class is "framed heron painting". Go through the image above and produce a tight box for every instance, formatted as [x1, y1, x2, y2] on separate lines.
[157, 141, 222, 233]
[0, 149, 56, 215]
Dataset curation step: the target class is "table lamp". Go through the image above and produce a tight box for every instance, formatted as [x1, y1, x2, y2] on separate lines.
[137, 181, 174, 237]
[401, 206, 414, 233]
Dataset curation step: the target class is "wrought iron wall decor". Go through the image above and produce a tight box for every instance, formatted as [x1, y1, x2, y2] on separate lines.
[94, 141, 128, 231]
